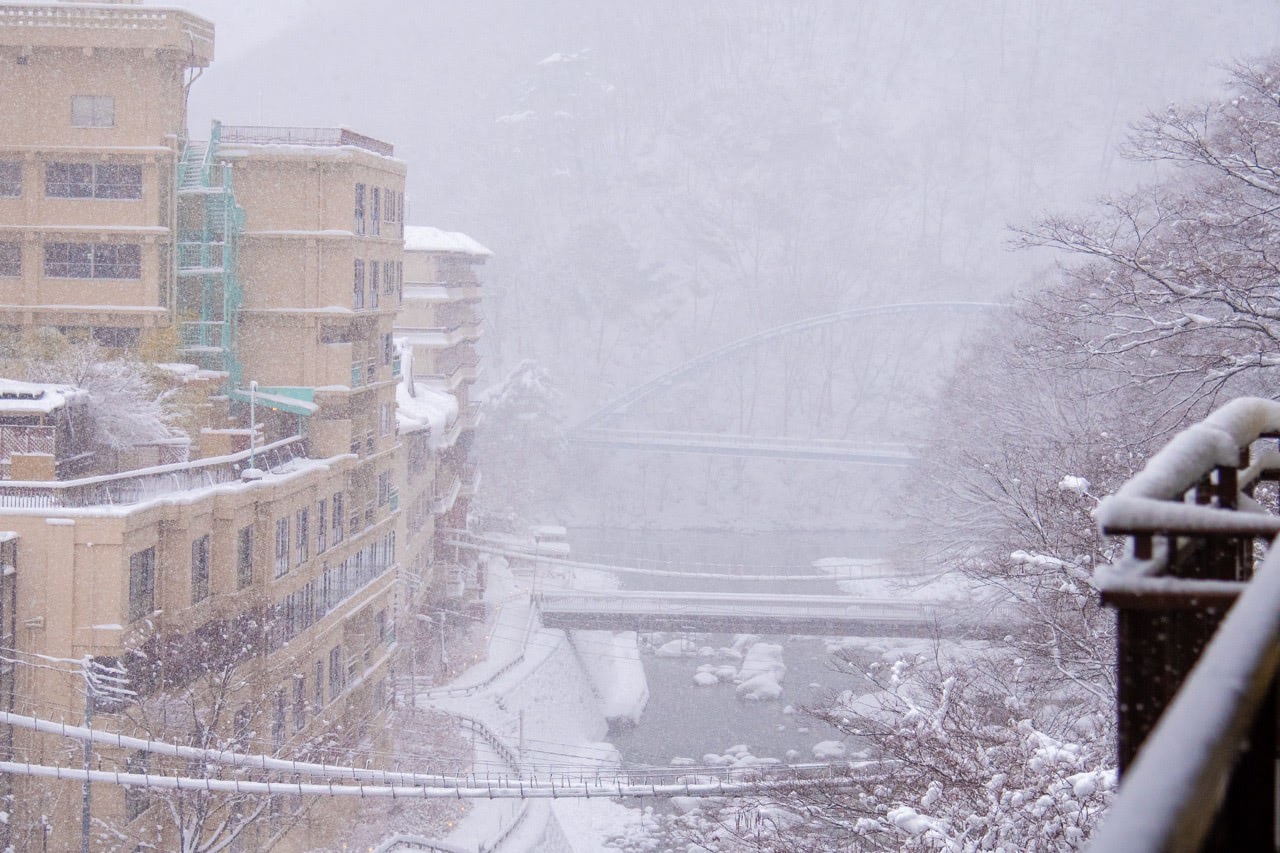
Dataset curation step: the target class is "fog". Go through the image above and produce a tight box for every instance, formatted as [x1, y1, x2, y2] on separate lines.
[179, 0, 1280, 529]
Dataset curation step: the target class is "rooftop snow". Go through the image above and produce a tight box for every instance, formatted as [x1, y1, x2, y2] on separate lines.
[0, 380, 86, 414]
[403, 226, 493, 257]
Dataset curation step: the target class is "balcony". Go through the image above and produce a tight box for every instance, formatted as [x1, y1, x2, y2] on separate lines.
[219, 126, 394, 158]
[1091, 397, 1280, 851]
[459, 462, 481, 498]
[0, 4, 215, 65]
[0, 436, 305, 509]
[431, 471, 462, 515]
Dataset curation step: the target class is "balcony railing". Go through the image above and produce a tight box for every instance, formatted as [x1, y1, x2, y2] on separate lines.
[219, 126, 394, 157]
[1092, 397, 1280, 851]
[431, 471, 462, 515]
[0, 436, 304, 509]
[0, 4, 215, 63]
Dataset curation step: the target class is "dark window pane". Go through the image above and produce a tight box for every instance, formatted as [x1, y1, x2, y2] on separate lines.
[0, 243, 19, 278]
[94, 164, 142, 200]
[44, 242, 93, 278]
[0, 162, 20, 197]
[46, 163, 92, 198]
[92, 244, 140, 279]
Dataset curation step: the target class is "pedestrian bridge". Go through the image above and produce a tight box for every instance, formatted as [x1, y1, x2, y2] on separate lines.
[571, 428, 918, 465]
[536, 590, 1014, 638]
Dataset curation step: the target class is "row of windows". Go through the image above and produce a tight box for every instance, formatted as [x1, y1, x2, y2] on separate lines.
[274, 492, 346, 579]
[354, 183, 402, 237]
[0, 161, 142, 200]
[266, 534, 396, 654]
[0, 241, 142, 280]
[126, 493, 356, 623]
[353, 259, 402, 310]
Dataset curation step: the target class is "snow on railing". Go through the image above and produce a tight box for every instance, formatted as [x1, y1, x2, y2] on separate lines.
[0, 435, 304, 508]
[220, 125, 394, 157]
[0, 4, 214, 60]
[446, 533, 906, 582]
[572, 427, 920, 463]
[1095, 396, 1280, 850]
[535, 590, 1010, 626]
[1096, 396, 1280, 552]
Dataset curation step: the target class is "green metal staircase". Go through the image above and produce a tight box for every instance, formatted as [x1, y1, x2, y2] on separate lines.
[175, 121, 245, 390]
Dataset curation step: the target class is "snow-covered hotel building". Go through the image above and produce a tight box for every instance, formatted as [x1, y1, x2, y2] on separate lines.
[0, 2, 481, 850]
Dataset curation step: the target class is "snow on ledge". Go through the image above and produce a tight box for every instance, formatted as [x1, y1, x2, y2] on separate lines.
[1097, 397, 1280, 536]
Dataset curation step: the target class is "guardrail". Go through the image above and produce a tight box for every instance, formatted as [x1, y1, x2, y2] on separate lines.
[1092, 396, 1280, 851]
[536, 590, 1009, 624]
[220, 126, 394, 157]
[571, 427, 920, 464]
[0, 436, 304, 508]
[0, 4, 215, 61]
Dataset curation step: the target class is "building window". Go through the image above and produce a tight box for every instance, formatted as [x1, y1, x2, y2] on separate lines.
[44, 242, 140, 279]
[191, 535, 210, 604]
[316, 498, 328, 554]
[46, 162, 141, 199]
[377, 470, 391, 506]
[272, 689, 286, 749]
[332, 492, 344, 545]
[382, 333, 393, 365]
[0, 242, 19, 278]
[236, 525, 254, 589]
[274, 517, 290, 578]
[70, 95, 114, 128]
[314, 660, 324, 709]
[293, 676, 307, 733]
[328, 646, 343, 700]
[353, 259, 365, 309]
[375, 608, 387, 643]
[370, 261, 380, 309]
[0, 162, 20, 197]
[92, 326, 140, 348]
[127, 547, 155, 622]
[371, 186, 381, 236]
[354, 183, 366, 235]
[379, 403, 392, 437]
[295, 507, 309, 566]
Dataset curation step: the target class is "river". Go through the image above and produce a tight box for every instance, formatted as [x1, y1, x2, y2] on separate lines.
[569, 528, 897, 767]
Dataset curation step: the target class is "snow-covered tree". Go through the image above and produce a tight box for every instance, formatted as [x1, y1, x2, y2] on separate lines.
[472, 360, 569, 529]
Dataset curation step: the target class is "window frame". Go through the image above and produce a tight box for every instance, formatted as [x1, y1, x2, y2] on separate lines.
[190, 534, 210, 604]
[45, 161, 141, 200]
[274, 517, 290, 578]
[127, 547, 155, 622]
[44, 242, 141, 280]
[0, 242, 20, 278]
[70, 95, 114, 128]
[0, 162, 21, 197]
[236, 525, 254, 590]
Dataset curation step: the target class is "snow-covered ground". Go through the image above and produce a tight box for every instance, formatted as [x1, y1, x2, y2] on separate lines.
[399, 557, 648, 852]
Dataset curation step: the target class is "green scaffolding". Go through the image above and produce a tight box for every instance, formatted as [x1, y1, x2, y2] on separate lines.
[175, 120, 245, 391]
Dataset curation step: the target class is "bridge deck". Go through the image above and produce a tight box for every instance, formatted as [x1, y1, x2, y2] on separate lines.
[537, 591, 1013, 638]
[571, 428, 919, 465]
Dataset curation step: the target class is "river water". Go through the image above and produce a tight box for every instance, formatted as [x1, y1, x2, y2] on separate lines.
[569, 528, 897, 767]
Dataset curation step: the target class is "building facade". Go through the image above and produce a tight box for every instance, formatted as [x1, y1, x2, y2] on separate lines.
[0, 3, 429, 850]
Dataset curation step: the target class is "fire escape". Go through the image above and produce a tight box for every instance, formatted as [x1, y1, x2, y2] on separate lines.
[174, 120, 245, 391]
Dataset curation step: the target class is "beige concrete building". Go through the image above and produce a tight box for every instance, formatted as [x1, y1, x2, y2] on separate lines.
[397, 227, 488, 613]
[0, 3, 420, 850]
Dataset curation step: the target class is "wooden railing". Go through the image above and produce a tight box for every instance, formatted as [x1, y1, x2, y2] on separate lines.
[1092, 396, 1280, 851]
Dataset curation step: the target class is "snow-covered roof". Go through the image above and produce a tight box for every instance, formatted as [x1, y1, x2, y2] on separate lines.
[0, 380, 87, 415]
[396, 380, 459, 447]
[403, 225, 493, 258]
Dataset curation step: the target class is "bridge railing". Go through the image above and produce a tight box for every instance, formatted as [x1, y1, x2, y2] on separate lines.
[535, 590, 1018, 626]
[1092, 396, 1280, 851]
